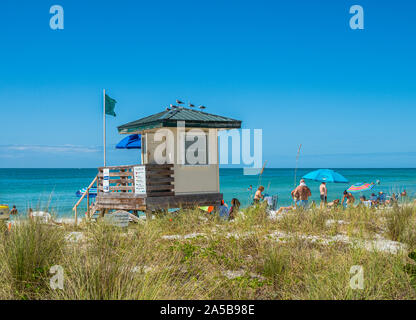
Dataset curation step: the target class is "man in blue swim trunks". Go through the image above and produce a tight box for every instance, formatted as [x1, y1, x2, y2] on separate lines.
[291, 179, 312, 208]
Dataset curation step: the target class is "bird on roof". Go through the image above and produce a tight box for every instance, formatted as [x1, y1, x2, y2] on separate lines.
[170, 104, 178, 109]
[176, 99, 184, 104]
[189, 103, 195, 107]
[199, 105, 206, 110]
[165, 107, 171, 111]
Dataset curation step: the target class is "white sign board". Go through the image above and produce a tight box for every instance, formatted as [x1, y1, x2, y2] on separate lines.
[103, 168, 110, 192]
[134, 166, 146, 194]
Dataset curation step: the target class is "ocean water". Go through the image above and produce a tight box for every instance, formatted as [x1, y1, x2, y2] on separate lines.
[0, 168, 415, 217]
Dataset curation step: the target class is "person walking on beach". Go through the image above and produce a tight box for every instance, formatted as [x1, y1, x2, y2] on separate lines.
[319, 182, 327, 208]
[253, 186, 265, 204]
[291, 179, 312, 208]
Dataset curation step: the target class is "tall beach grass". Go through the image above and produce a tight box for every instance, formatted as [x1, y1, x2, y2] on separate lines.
[0, 202, 416, 300]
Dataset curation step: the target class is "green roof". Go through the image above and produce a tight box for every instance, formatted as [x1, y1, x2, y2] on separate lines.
[118, 107, 242, 133]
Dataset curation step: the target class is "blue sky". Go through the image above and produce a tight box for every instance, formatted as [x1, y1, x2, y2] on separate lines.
[0, 0, 415, 168]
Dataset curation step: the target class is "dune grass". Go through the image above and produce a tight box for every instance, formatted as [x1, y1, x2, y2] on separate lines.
[0, 203, 416, 300]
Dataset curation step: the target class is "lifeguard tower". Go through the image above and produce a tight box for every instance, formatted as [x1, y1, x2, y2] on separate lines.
[73, 106, 241, 220]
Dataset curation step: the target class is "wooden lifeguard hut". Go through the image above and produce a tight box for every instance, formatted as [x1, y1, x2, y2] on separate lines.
[73, 106, 241, 220]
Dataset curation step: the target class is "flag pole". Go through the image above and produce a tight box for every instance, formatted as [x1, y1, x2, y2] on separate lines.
[294, 144, 302, 187]
[103, 89, 106, 167]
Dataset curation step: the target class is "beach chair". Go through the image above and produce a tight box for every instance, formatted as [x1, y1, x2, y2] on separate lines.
[265, 195, 278, 211]
[31, 211, 52, 224]
[362, 200, 372, 208]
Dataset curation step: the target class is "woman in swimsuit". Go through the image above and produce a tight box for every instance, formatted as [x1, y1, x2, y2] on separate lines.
[229, 198, 241, 220]
[253, 186, 265, 204]
[341, 190, 355, 208]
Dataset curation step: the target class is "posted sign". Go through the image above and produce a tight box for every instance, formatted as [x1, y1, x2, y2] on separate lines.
[104, 211, 129, 228]
[103, 168, 110, 192]
[134, 166, 146, 194]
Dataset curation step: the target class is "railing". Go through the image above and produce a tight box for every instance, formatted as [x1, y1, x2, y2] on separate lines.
[72, 175, 98, 224]
[97, 164, 174, 197]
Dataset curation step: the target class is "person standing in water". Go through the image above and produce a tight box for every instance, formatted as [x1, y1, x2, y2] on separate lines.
[319, 182, 327, 208]
[253, 186, 265, 204]
[9, 205, 18, 215]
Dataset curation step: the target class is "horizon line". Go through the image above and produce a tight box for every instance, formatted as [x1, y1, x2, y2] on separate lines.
[1, 167, 416, 170]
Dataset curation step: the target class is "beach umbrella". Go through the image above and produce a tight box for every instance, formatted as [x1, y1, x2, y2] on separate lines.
[116, 134, 141, 149]
[347, 182, 375, 193]
[302, 169, 349, 183]
[76, 187, 97, 198]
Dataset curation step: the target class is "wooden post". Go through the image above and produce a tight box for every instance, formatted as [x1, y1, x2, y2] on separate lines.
[87, 190, 90, 217]
[145, 210, 152, 221]
[72, 176, 97, 224]
[121, 168, 126, 193]
[103, 89, 106, 167]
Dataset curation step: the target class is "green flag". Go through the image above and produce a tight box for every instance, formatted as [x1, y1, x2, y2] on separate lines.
[105, 94, 117, 117]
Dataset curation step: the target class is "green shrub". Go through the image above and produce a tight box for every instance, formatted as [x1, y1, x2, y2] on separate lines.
[386, 206, 416, 248]
[0, 219, 65, 299]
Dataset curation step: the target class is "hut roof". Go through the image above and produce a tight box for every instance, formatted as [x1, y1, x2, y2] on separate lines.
[118, 107, 242, 133]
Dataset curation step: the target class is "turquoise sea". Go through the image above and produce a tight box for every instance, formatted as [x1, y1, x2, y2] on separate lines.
[0, 168, 415, 217]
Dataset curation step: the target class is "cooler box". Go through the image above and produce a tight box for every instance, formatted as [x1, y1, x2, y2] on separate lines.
[0, 205, 10, 220]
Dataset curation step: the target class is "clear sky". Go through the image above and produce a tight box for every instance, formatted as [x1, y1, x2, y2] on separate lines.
[0, 0, 415, 168]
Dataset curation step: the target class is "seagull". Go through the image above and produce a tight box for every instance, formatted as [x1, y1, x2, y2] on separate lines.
[166, 107, 171, 111]
[171, 104, 178, 109]
[198, 105, 206, 110]
[176, 99, 184, 104]
[189, 103, 195, 107]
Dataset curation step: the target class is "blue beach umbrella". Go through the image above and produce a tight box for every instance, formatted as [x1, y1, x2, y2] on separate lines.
[116, 134, 141, 149]
[75, 187, 97, 198]
[302, 169, 349, 183]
